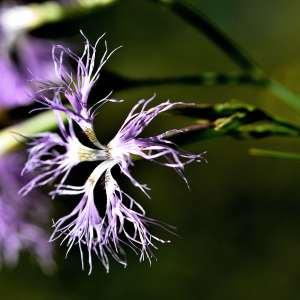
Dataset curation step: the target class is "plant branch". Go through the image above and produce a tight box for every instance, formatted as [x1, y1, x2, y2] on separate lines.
[0, 110, 59, 155]
[149, 0, 259, 73]
[249, 148, 300, 160]
[103, 70, 269, 90]
[150, 0, 300, 112]
[1, 102, 298, 155]
[168, 102, 300, 142]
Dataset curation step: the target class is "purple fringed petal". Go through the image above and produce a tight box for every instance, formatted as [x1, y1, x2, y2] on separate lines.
[109, 98, 204, 189]
[20, 132, 71, 196]
[112, 97, 176, 142]
[50, 160, 126, 274]
[50, 159, 170, 273]
[21, 116, 107, 196]
[104, 170, 169, 263]
[35, 32, 121, 132]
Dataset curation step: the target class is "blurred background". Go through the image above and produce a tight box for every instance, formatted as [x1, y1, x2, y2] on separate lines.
[1, 0, 300, 299]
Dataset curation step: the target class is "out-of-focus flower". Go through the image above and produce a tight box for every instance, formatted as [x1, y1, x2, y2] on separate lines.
[0, 2, 58, 270]
[0, 4, 59, 108]
[24, 94, 203, 273]
[0, 36, 58, 108]
[0, 153, 54, 271]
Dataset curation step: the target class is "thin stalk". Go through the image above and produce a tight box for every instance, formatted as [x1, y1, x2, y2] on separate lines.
[1, 101, 299, 155]
[150, 0, 259, 72]
[249, 148, 300, 160]
[116, 72, 269, 89]
[0, 110, 59, 155]
[150, 0, 300, 113]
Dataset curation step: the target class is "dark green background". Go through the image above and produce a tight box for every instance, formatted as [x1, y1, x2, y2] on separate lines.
[2, 0, 300, 299]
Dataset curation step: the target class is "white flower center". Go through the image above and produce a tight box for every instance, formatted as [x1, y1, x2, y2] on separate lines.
[66, 137, 106, 164]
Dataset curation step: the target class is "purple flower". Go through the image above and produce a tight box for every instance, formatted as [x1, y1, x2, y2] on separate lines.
[24, 96, 203, 273]
[0, 3, 62, 108]
[35, 32, 121, 141]
[0, 153, 54, 270]
[0, 56, 29, 108]
[20, 32, 204, 273]
[50, 160, 125, 274]
[108, 98, 201, 192]
[0, 35, 58, 108]
[20, 111, 107, 196]
[0, 4, 59, 270]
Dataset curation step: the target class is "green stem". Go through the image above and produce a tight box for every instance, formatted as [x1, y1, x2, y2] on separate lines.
[249, 148, 300, 160]
[150, 0, 259, 73]
[269, 81, 300, 112]
[1, 101, 298, 155]
[116, 72, 269, 88]
[0, 110, 59, 155]
[150, 0, 300, 113]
